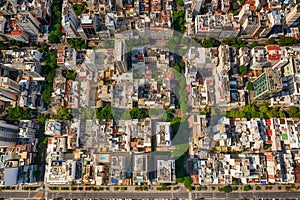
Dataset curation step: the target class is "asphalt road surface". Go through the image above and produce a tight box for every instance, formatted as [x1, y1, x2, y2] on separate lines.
[2, 190, 300, 199]
[47, 191, 190, 199]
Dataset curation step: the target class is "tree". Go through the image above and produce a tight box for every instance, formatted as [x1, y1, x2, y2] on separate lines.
[33, 170, 41, 180]
[279, 111, 286, 118]
[222, 185, 232, 193]
[183, 176, 192, 190]
[172, 65, 181, 72]
[179, 61, 185, 69]
[232, 2, 239, 10]
[267, 38, 276, 45]
[67, 38, 87, 49]
[97, 106, 113, 120]
[239, 65, 248, 76]
[246, 82, 254, 90]
[7, 106, 33, 120]
[222, 38, 247, 49]
[41, 86, 53, 104]
[269, 107, 279, 118]
[240, 0, 246, 5]
[66, 71, 77, 81]
[129, 107, 148, 119]
[177, 0, 184, 6]
[39, 43, 49, 53]
[163, 109, 173, 122]
[259, 105, 269, 118]
[173, 11, 185, 33]
[51, 108, 72, 120]
[244, 185, 252, 191]
[37, 114, 46, 125]
[279, 37, 298, 46]
[73, 2, 87, 16]
[201, 38, 221, 48]
[289, 106, 300, 118]
[43, 52, 57, 86]
[250, 41, 259, 49]
[48, 1, 63, 44]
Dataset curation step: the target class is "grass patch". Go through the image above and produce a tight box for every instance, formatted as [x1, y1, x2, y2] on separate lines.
[281, 133, 288, 140]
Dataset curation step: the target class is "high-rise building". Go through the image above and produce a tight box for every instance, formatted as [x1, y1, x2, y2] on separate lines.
[285, 5, 300, 27]
[0, 77, 20, 94]
[114, 40, 128, 73]
[16, 12, 40, 40]
[6, 22, 30, 43]
[253, 68, 282, 100]
[62, 0, 80, 38]
[0, 120, 19, 147]
[0, 77, 20, 104]
[79, 14, 98, 40]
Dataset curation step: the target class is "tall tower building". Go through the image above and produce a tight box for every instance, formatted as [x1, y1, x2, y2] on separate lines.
[17, 11, 40, 40]
[62, 0, 80, 38]
[286, 5, 300, 27]
[80, 14, 98, 39]
[0, 120, 19, 147]
[114, 40, 128, 73]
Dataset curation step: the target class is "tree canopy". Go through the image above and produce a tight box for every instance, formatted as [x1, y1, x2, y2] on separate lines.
[43, 52, 57, 84]
[48, 0, 63, 43]
[72, 2, 87, 16]
[41, 85, 53, 105]
[246, 82, 254, 91]
[50, 108, 72, 120]
[222, 38, 247, 49]
[129, 107, 149, 119]
[227, 104, 300, 119]
[279, 37, 298, 46]
[239, 65, 248, 76]
[173, 11, 185, 33]
[177, 0, 184, 6]
[267, 38, 277, 45]
[6, 106, 33, 120]
[37, 114, 46, 125]
[66, 71, 77, 81]
[67, 39, 88, 49]
[96, 106, 113, 120]
[201, 38, 221, 48]
[289, 106, 300, 118]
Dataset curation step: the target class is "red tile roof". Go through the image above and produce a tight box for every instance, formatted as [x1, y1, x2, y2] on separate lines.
[10, 28, 23, 35]
[266, 129, 272, 137]
[58, 50, 65, 55]
[295, 163, 300, 183]
[266, 45, 280, 51]
[131, 141, 138, 148]
[192, 175, 199, 184]
[57, 57, 64, 63]
[268, 54, 281, 61]
[246, 0, 255, 4]
[265, 119, 271, 126]
[264, 152, 273, 161]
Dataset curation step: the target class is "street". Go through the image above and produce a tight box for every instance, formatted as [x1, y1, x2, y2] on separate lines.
[2, 190, 300, 199]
